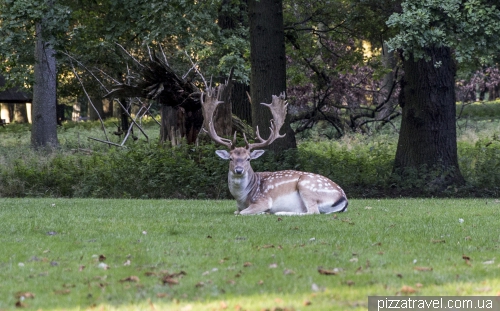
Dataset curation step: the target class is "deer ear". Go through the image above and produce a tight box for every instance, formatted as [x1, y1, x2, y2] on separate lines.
[215, 150, 231, 160]
[250, 150, 265, 159]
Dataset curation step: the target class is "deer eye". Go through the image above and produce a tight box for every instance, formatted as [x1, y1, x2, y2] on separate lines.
[246, 158, 251, 161]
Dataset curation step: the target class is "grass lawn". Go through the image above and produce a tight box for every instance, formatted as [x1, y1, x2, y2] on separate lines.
[0, 198, 499, 310]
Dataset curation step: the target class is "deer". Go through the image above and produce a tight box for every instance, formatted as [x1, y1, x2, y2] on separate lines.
[201, 87, 348, 215]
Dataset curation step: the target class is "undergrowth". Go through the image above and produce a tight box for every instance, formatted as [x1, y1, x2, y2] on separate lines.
[0, 102, 499, 199]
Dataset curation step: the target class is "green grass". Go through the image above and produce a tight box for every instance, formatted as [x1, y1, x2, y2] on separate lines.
[1, 198, 499, 310]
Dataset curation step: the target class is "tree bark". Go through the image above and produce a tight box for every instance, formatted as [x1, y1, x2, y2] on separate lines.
[394, 47, 464, 189]
[31, 21, 59, 149]
[248, 0, 296, 151]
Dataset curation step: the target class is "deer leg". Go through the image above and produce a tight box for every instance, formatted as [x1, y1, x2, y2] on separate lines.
[302, 197, 320, 214]
[293, 189, 320, 214]
[239, 202, 270, 215]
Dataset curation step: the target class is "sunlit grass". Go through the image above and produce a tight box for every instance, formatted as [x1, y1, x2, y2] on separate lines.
[0, 198, 499, 310]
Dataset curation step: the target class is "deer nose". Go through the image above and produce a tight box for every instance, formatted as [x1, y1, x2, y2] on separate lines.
[234, 167, 244, 175]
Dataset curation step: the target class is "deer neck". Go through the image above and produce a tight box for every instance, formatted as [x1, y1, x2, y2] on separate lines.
[228, 167, 259, 210]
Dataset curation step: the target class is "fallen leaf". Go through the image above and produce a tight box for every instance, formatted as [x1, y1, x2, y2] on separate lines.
[269, 263, 278, 268]
[415, 283, 423, 288]
[262, 244, 275, 249]
[431, 239, 446, 243]
[483, 260, 495, 265]
[365, 206, 372, 209]
[349, 257, 358, 263]
[396, 273, 403, 278]
[98, 254, 106, 262]
[164, 271, 187, 278]
[258, 280, 264, 285]
[243, 262, 252, 267]
[277, 217, 283, 221]
[195, 282, 204, 288]
[162, 277, 179, 285]
[346, 280, 355, 286]
[303, 300, 312, 306]
[219, 301, 228, 309]
[78, 265, 85, 272]
[156, 293, 169, 298]
[97, 262, 109, 270]
[318, 268, 338, 275]
[120, 276, 140, 282]
[123, 260, 131, 266]
[462, 255, 471, 260]
[226, 279, 235, 285]
[145, 271, 157, 276]
[401, 285, 417, 294]
[206, 235, 212, 239]
[283, 269, 295, 275]
[414, 266, 433, 271]
[15, 292, 35, 299]
[464, 236, 472, 241]
[54, 289, 71, 295]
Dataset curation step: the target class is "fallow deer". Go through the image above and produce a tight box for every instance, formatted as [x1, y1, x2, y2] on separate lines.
[201, 88, 348, 215]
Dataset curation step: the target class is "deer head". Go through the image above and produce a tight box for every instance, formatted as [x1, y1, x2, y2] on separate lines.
[201, 88, 287, 171]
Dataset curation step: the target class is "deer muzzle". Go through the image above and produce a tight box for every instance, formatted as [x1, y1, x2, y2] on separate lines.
[234, 166, 245, 175]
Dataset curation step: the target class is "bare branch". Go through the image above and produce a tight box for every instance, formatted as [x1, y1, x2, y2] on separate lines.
[115, 42, 145, 68]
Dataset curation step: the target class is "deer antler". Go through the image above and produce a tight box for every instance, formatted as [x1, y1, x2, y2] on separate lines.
[201, 84, 235, 149]
[245, 92, 288, 151]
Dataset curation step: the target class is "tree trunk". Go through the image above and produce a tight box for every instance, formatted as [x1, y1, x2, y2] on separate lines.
[160, 105, 185, 145]
[31, 21, 59, 149]
[231, 82, 252, 124]
[394, 47, 464, 190]
[89, 96, 104, 121]
[14, 104, 29, 123]
[248, 0, 296, 151]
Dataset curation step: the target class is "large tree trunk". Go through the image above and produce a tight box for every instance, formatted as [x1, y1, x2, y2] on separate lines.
[31, 21, 59, 149]
[394, 47, 464, 190]
[248, 0, 296, 151]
